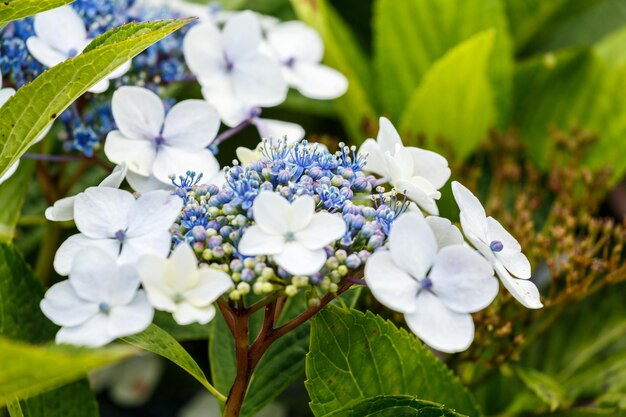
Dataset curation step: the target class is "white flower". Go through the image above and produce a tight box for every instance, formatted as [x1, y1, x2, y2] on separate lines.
[426, 216, 464, 249]
[451, 181, 542, 309]
[238, 191, 346, 275]
[45, 163, 128, 222]
[365, 212, 498, 353]
[265, 21, 348, 100]
[53, 187, 183, 275]
[183, 12, 287, 108]
[104, 86, 222, 193]
[359, 117, 451, 215]
[41, 246, 154, 347]
[26, 6, 130, 94]
[138, 243, 233, 325]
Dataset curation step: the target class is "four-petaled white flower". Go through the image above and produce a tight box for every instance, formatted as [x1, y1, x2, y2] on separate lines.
[365, 212, 498, 353]
[264, 21, 348, 100]
[53, 187, 183, 275]
[45, 163, 128, 222]
[238, 191, 346, 276]
[360, 117, 451, 215]
[451, 181, 542, 309]
[104, 86, 222, 192]
[138, 243, 233, 325]
[26, 5, 130, 94]
[41, 246, 154, 347]
[183, 12, 287, 109]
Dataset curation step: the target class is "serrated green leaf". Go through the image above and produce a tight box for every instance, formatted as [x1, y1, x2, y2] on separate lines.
[290, 0, 378, 140]
[10, 380, 98, 417]
[373, 0, 512, 124]
[326, 395, 468, 417]
[305, 306, 481, 417]
[0, 17, 193, 178]
[0, 336, 133, 406]
[0, 161, 35, 243]
[399, 30, 496, 160]
[152, 311, 210, 341]
[0, 0, 74, 24]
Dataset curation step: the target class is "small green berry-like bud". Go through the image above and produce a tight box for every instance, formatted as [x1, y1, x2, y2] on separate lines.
[308, 297, 321, 307]
[326, 257, 339, 269]
[285, 285, 298, 297]
[237, 282, 251, 295]
[253, 282, 264, 295]
[231, 272, 241, 282]
[261, 267, 274, 279]
[229, 290, 241, 301]
[262, 282, 274, 293]
[243, 258, 255, 269]
[335, 250, 347, 263]
[202, 249, 213, 261]
[337, 265, 348, 276]
[329, 283, 339, 293]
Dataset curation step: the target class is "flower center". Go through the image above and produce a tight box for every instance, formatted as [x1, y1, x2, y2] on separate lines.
[224, 55, 234, 72]
[489, 240, 504, 252]
[285, 57, 296, 68]
[67, 48, 78, 58]
[420, 277, 433, 289]
[284, 231, 296, 242]
[155, 134, 166, 146]
[115, 229, 127, 241]
[98, 302, 111, 314]
[173, 292, 185, 303]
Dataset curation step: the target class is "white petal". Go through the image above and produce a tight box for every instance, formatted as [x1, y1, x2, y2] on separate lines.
[486, 216, 531, 279]
[0, 160, 19, 184]
[173, 303, 216, 326]
[162, 100, 220, 148]
[183, 22, 224, 79]
[99, 163, 128, 188]
[429, 245, 498, 313]
[107, 290, 154, 338]
[168, 243, 200, 290]
[112, 86, 164, 140]
[495, 264, 543, 309]
[69, 246, 126, 303]
[88, 78, 111, 94]
[231, 55, 287, 107]
[126, 190, 182, 237]
[389, 212, 437, 280]
[251, 191, 290, 235]
[106, 60, 131, 80]
[53, 234, 120, 276]
[74, 187, 135, 238]
[152, 146, 221, 185]
[273, 242, 326, 276]
[138, 253, 176, 311]
[452, 181, 489, 242]
[267, 21, 323, 63]
[359, 138, 390, 178]
[40, 281, 98, 327]
[405, 291, 475, 353]
[33, 6, 87, 55]
[221, 11, 261, 61]
[425, 216, 464, 249]
[288, 62, 347, 100]
[295, 212, 346, 250]
[238, 225, 285, 256]
[104, 130, 157, 176]
[394, 177, 440, 216]
[184, 268, 233, 306]
[26, 37, 67, 68]
[377, 117, 403, 154]
[236, 147, 262, 165]
[288, 194, 315, 232]
[120, 230, 172, 265]
[203, 82, 248, 127]
[45, 196, 76, 222]
[126, 171, 172, 193]
[254, 118, 305, 143]
[407, 148, 451, 190]
[385, 145, 414, 180]
[0, 87, 16, 107]
[56, 314, 113, 347]
[364, 251, 420, 314]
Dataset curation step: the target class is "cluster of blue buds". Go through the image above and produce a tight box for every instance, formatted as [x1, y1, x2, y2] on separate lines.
[171, 139, 408, 303]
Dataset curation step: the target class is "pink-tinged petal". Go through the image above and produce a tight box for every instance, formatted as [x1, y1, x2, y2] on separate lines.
[365, 251, 420, 314]
[452, 181, 489, 242]
[40, 281, 99, 327]
[295, 212, 346, 250]
[74, 187, 135, 238]
[254, 118, 305, 143]
[405, 291, 475, 353]
[183, 22, 224, 79]
[185, 268, 233, 306]
[56, 313, 113, 347]
[111, 86, 164, 140]
[495, 264, 543, 309]
[126, 190, 182, 237]
[221, 11, 261, 61]
[377, 117, 403, 154]
[107, 290, 154, 338]
[33, 6, 87, 55]
[273, 242, 326, 276]
[238, 225, 285, 256]
[53, 234, 120, 276]
[389, 212, 437, 280]
[152, 146, 221, 185]
[162, 100, 220, 148]
[288, 62, 348, 100]
[251, 191, 290, 235]
[425, 216, 464, 249]
[429, 245, 498, 313]
[232, 55, 287, 107]
[267, 21, 323, 63]
[173, 303, 216, 326]
[407, 147, 451, 190]
[104, 130, 157, 176]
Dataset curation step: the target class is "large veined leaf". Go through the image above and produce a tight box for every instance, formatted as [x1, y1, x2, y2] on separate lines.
[0, 0, 74, 24]
[290, 0, 378, 140]
[7, 380, 99, 417]
[0, 17, 193, 178]
[0, 336, 133, 406]
[305, 306, 481, 417]
[373, 0, 512, 124]
[325, 395, 468, 417]
[0, 161, 35, 243]
[399, 30, 496, 160]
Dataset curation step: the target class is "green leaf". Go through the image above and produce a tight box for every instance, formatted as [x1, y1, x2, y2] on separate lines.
[0, 336, 132, 406]
[0, 17, 193, 178]
[290, 0, 378, 140]
[152, 311, 211, 341]
[373, 0, 512, 123]
[0, 0, 74, 24]
[305, 306, 481, 417]
[325, 395, 468, 417]
[516, 367, 569, 411]
[10, 380, 99, 417]
[399, 30, 496, 160]
[0, 161, 35, 243]
[120, 323, 217, 394]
